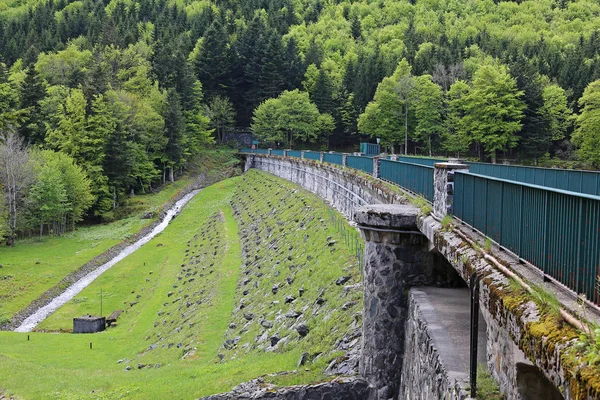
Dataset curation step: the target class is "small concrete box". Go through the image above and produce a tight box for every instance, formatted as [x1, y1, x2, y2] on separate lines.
[73, 315, 106, 333]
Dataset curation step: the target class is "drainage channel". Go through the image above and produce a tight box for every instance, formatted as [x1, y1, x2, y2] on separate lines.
[14, 189, 201, 332]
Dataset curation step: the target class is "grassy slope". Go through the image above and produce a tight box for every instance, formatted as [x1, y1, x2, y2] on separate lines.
[0, 177, 193, 325]
[0, 171, 362, 399]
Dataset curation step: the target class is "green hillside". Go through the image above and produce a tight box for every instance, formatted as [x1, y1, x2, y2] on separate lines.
[0, 170, 362, 399]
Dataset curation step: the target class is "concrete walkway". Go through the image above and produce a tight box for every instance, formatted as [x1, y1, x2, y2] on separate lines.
[416, 286, 487, 371]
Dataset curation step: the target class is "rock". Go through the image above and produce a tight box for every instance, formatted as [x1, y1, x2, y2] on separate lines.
[327, 240, 337, 246]
[342, 301, 357, 311]
[335, 276, 351, 285]
[125, 366, 132, 371]
[343, 283, 362, 294]
[270, 336, 280, 347]
[299, 287, 305, 297]
[297, 352, 308, 367]
[271, 284, 279, 295]
[167, 291, 174, 297]
[117, 359, 124, 364]
[137, 364, 145, 369]
[224, 339, 236, 350]
[260, 320, 273, 329]
[286, 276, 294, 285]
[228, 323, 237, 329]
[243, 313, 254, 321]
[315, 297, 326, 305]
[285, 311, 301, 318]
[243, 290, 249, 296]
[284, 295, 296, 304]
[296, 324, 309, 337]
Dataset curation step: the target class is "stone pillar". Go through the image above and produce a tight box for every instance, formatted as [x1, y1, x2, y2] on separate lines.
[283, 149, 289, 157]
[268, 148, 272, 156]
[244, 154, 255, 172]
[342, 153, 348, 167]
[433, 161, 469, 218]
[301, 151, 305, 159]
[319, 152, 324, 163]
[372, 156, 380, 179]
[354, 204, 431, 400]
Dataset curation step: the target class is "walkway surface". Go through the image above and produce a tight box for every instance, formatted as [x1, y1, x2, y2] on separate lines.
[416, 286, 487, 372]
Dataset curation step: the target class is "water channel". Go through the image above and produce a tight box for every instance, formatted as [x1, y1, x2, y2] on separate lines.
[14, 189, 201, 332]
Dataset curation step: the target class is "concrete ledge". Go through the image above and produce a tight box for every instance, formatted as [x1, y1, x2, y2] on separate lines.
[354, 204, 419, 230]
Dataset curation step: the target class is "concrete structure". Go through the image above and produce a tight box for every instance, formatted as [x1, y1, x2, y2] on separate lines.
[73, 315, 105, 333]
[433, 161, 469, 218]
[242, 153, 598, 400]
[355, 204, 463, 399]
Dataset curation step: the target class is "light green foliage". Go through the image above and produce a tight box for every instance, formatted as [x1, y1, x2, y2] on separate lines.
[35, 44, 92, 87]
[483, 237, 492, 253]
[205, 94, 234, 144]
[462, 64, 525, 163]
[27, 150, 94, 236]
[475, 364, 505, 400]
[440, 214, 453, 231]
[414, 75, 443, 156]
[358, 59, 413, 152]
[540, 83, 571, 142]
[45, 87, 87, 157]
[251, 89, 321, 147]
[573, 80, 600, 167]
[443, 80, 471, 157]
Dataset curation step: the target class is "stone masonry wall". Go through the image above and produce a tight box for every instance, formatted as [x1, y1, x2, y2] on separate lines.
[400, 289, 470, 400]
[249, 155, 406, 217]
[201, 376, 375, 400]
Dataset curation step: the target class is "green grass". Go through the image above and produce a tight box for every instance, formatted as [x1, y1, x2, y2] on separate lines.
[0, 170, 362, 399]
[0, 179, 192, 325]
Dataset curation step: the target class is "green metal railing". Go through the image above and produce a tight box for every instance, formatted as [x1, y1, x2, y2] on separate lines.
[241, 147, 269, 154]
[398, 155, 447, 167]
[323, 152, 344, 165]
[241, 148, 600, 303]
[380, 159, 434, 202]
[467, 162, 600, 197]
[347, 155, 373, 174]
[287, 150, 302, 158]
[360, 142, 380, 156]
[271, 149, 285, 156]
[454, 171, 600, 304]
[303, 151, 321, 161]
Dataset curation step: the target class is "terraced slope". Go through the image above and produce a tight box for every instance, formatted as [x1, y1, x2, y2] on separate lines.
[221, 170, 363, 375]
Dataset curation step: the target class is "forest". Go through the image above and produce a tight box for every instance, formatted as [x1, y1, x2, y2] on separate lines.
[1, 0, 600, 242]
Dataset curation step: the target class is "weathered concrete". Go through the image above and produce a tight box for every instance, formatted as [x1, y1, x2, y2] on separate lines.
[73, 315, 105, 333]
[433, 161, 469, 218]
[354, 204, 463, 399]
[200, 376, 375, 400]
[400, 289, 472, 400]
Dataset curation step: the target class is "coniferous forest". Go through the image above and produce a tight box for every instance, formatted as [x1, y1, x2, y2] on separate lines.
[1, 0, 600, 241]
